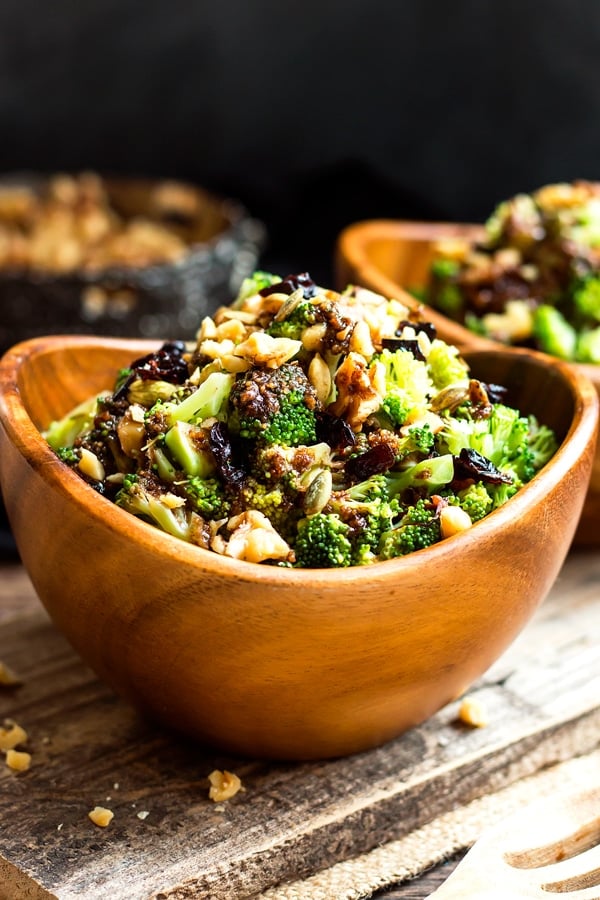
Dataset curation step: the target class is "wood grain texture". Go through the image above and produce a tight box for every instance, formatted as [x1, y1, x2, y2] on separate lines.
[1, 550, 600, 900]
[335, 218, 600, 545]
[0, 336, 597, 762]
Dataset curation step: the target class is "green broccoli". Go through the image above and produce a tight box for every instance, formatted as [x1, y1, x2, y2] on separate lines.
[164, 421, 215, 477]
[572, 274, 600, 323]
[182, 476, 231, 519]
[157, 372, 235, 426]
[237, 477, 301, 539]
[427, 340, 470, 389]
[55, 446, 80, 466]
[455, 482, 493, 522]
[373, 347, 433, 426]
[379, 498, 442, 559]
[293, 513, 353, 568]
[404, 422, 435, 454]
[325, 475, 400, 560]
[386, 454, 456, 498]
[115, 473, 193, 542]
[228, 363, 319, 447]
[233, 270, 281, 306]
[576, 326, 600, 363]
[533, 305, 577, 361]
[45, 393, 106, 450]
[266, 299, 319, 341]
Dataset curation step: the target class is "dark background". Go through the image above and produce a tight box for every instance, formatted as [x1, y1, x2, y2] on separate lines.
[1, 0, 600, 284]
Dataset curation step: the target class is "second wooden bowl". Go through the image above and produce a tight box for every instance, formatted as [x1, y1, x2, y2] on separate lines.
[336, 219, 600, 545]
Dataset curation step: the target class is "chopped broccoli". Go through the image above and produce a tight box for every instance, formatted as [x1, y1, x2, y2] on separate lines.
[293, 513, 353, 568]
[576, 326, 600, 363]
[374, 347, 433, 425]
[427, 340, 470, 389]
[430, 258, 461, 280]
[405, 422, 435, 454]
[164, 422, 215, 478]
[55, 446, 80, 466]
[326, 475, 400, 559]
[379, 498, 442, 558]
[182, 476, 231, 519]
[386, 454, 456, 498]
[572, 274, 600, 323]
[533, 305, 577, 361]
[456, 482, 493, 522]
[115, 473, 193, 542]
[229, 363, 319, 447]
[159, 372, 235, 426]
[266, 299, 319, 341]
[237, 477, 300, 539]
[45, 394, 105, 450]
[233, 270, 281, 305]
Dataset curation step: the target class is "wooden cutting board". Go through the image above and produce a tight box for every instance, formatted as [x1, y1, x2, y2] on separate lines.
[1, 550, 600, 900]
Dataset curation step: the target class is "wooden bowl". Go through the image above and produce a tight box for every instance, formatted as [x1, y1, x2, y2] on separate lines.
[0, 336, 597, 760]
[336, 219, 600, 545]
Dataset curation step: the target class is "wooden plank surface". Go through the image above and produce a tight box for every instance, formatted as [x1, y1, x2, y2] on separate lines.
[1, 549, 599, 900]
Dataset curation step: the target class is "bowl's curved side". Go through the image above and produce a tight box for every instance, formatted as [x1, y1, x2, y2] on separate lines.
[0, 337, 597, 759]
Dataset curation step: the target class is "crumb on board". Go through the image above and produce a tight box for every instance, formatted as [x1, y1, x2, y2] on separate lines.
[0, 719, 28, 751]
[137, 810, 149, 820]
[88, 806, 114, 828]
[208, 769, 243, 802]
[6, 748, 32, 772]
[458, 696, 488, 728]
[0, 661, 22, 686]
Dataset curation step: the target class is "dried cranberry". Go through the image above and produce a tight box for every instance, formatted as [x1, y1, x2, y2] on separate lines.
[453, 448, 512, 485]
[315, 411, 356, 450]
[259, 272, 317, 299]
[381, 338, 426, 361]
[482, 382, 508, 404]
[345, 443, 396, 482]
[209, 422, 246, 486]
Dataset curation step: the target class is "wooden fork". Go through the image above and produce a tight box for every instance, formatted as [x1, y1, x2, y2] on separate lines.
[428, 786, 600, 898]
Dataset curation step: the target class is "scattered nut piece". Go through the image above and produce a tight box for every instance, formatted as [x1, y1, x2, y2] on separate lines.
[0, 720, 28, 751]
[208, 769, 243, 802]
[458, 696, 488, 728]
[137, 810, 150, 820]
[6, 749, 32, 772]
[88, 806, 114, 827]
[78, 447, 106, 482]
[440, 505, 473, 539]
[0, 661, 21, 686]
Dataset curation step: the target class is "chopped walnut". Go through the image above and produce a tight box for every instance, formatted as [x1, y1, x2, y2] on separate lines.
[88, 806, 114, 827]
[0, 661, 21, 687]
[458, 696, 488, 728]
[219, 510, 293, 563]
[208, 769, 243, 802]
[330, 352, 384, 429]
[232, 332, 303, 368]
[0, 720, 28, 751]
[5, 749, 31, 772]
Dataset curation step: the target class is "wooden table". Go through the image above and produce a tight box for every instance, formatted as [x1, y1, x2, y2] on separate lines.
[1, 542, 599, 900]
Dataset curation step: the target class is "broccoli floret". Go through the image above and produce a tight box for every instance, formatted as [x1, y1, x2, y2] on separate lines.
[426, 339, 470, 390]
[115, 473, 193, 542]
[182, 476, 231, 519]
[576, 326, 600, 363]
[229, 363, 320, 447]
[456, 482, 493, 522]
[294, 513, 353, 568]
[237, 477, 301, 539]
[373, 347, 433, 425]
[233, 270, 281, 306]
[45, 394, 106, 450]
[572, 274, 600, 323]
[164, 421, 215, 477]
[326, 475, 400, 559]
[430, 258, 461, 280]
[386, 454, 456, 498]
[527, 417, 559, 473]
[379, 498, 441, 559]
[533, 305, 577, 360]
[405, 422, 435, 454]
[486, 481, 519, 509]
[266, 299, 319, 341]
[158, 372, 235, 426]
[55, 446, 80, 466]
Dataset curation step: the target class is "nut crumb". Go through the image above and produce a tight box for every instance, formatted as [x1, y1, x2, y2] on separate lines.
[88, 806, 114, 828]
[0, 661, 21, 686]
[208, 769, 243, 802]
[0, 720, 28, 751]
[458, 696, 488, 728]
[6, 749, 32, 772]
[137, 810, 149, 820]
